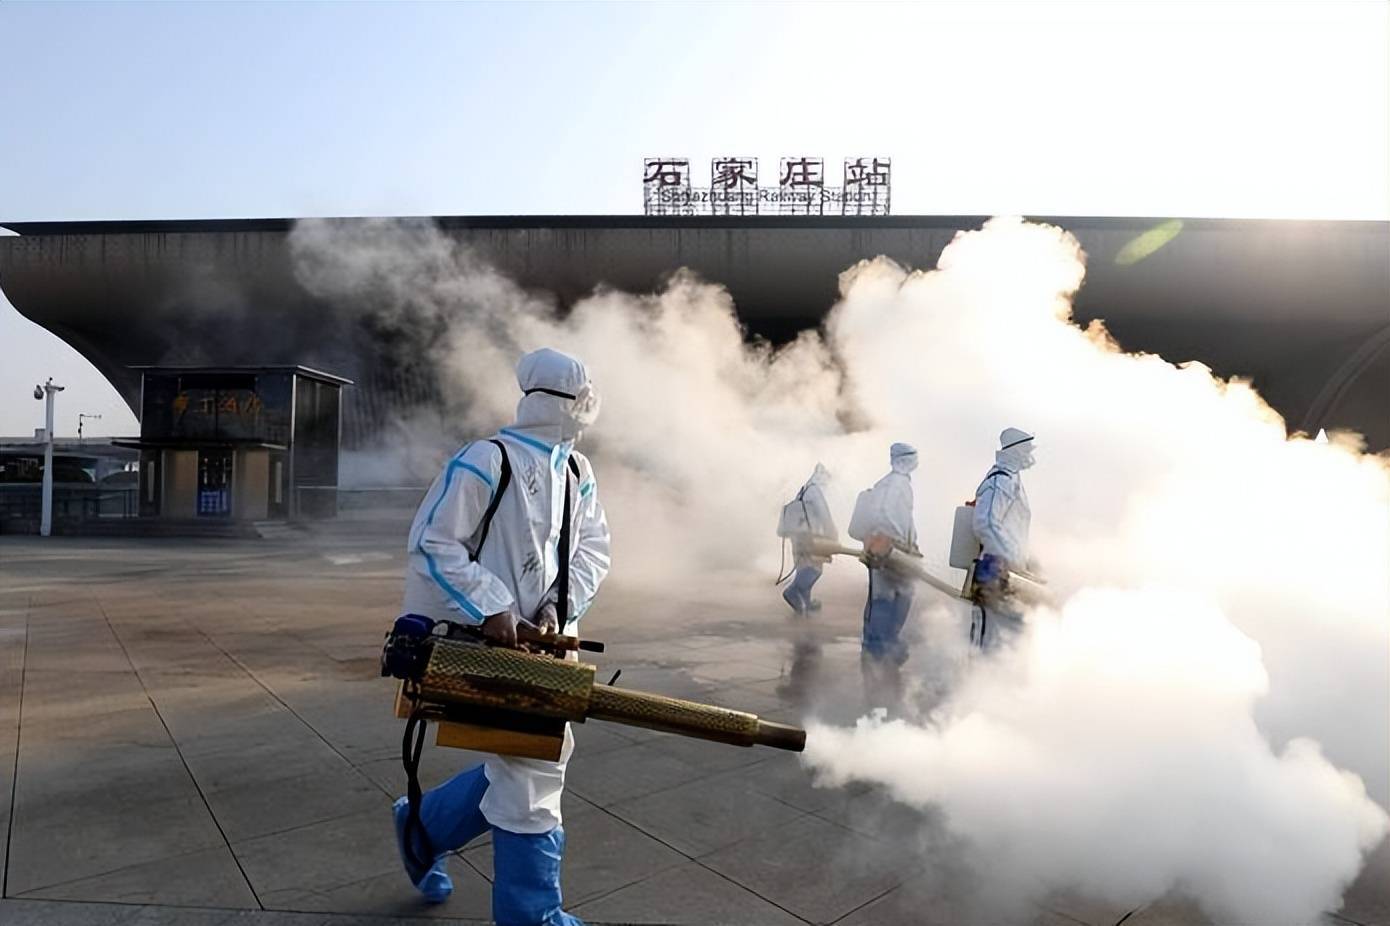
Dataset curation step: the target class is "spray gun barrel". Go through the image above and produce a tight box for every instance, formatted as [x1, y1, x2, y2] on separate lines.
[587, 683, 807, 750]
[808, 538, 1050, 605]
[809, 538, 966, 599]
[385, 619, 805, 759]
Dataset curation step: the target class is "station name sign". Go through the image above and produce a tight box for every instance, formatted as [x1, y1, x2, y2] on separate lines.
[643, 157, 891, 216]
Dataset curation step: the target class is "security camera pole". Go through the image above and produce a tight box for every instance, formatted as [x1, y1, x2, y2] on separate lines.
[34, 378, 66, 537]
[78, 413, 101, 443]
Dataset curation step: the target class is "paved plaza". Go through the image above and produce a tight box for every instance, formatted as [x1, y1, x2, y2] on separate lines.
[0, 524, 1385, 926]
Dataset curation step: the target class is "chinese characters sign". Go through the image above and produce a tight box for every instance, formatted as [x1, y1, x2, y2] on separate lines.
[140, 372, 293, 445]
[643, 156, 890, 216]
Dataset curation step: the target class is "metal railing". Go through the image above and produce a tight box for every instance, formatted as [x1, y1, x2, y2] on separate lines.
[0, 484, 139, 532]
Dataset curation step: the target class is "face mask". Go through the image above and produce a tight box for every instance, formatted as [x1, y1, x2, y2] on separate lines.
[570, 382, 601, 429]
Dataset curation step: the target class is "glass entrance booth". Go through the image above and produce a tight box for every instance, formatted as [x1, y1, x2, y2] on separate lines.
[117, 366, 352, 522]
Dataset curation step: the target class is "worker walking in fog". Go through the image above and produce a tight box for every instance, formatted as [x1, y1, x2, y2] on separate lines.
[970, 427, 1036, 651]
[777, 463, 838, 615]
[394, 348, 610, 925]
[848, 443, 922, 709]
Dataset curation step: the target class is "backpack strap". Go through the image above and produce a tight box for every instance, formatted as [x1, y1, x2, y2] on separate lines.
[976, 469, 1012, 493]
[468, 439, 511, 562]
[557, 455, 580, 631]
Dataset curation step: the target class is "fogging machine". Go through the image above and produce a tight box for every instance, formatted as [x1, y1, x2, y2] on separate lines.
[381, 614, 806, 761]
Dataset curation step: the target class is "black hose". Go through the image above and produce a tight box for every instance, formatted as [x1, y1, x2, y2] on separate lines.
[401, 708, 436, 874]
[775, 538, 794, 585]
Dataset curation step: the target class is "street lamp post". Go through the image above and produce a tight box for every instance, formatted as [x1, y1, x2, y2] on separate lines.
[34, 378, 66, 537]
[78, 413, 102, 443]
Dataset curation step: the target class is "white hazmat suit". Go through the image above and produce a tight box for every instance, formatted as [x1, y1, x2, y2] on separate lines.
[396, 348, 609, 923]
[851, 443, 920, 709]
[779, 463, 838, 613]
[970, 427, 1034, 650]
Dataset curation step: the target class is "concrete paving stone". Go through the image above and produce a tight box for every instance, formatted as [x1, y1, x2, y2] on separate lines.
[14, 741, 191, 808]
[702, 811, 922, 924]
[233, 805, 403, 897]
[173, 704, 315, 758]
[565, 742, 709, 808]
[1118, 897, 1215, 926]
[592, 640, 710, 663]
[185, 736, 357, 794]
[0, 898, 152, 925]
[0, 898, 435, 926]
[1038, 891, 1141, 926]
[642, 729, 778, 775]
[609, 770, 807, 858]
[353, 749, 490, 799]
[464, 800, 689, 908]
[568, 719, 641, 756]
[115, 639, 226, 674]
[16, 844, 259, 908]
[683, 659, 786, 688]
[734, 675, 866, 728]
[296, 718, 408, 765]
[738, 751, 856, 814]
[17, 704, 170, 756]
[138, 661, 256, 696]
[263, 855, 493, 921]
[0, 766, 12, 886]
[204, 765, 388, 842]
[7, 789, 226, 895]
[23, 637, 133, 674]
[261, 688, 405, 759]
[831, 871, 993, 926]
[18, 668, 152, 721]
[812, 784, 943, 848]
[570, 860, 807, 926]
[22, 596, 103, 617]
[596, 665, 724, 704]
[703, 681, 789, 719]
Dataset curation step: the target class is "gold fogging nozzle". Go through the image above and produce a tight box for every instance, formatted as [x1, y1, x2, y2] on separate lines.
[755, 719, 808, 752]
[587, 684, 805, 752]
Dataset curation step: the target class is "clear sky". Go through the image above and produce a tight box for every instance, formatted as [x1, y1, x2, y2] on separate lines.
[1, 1, 1386, 437]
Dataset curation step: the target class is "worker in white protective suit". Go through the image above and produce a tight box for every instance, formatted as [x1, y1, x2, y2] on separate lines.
[394, 348, 610, 925]
[969, 427, 1035, 651]
[778, 463, 838, 615]
[849, 443, 921, 708]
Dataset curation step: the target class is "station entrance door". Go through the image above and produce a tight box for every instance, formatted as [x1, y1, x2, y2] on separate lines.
[196, 449, 233, 518]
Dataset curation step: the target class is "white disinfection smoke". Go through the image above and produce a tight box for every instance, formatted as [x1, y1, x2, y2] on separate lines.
[289, 216, 1389, 923]
[806, 588, 1386, 923]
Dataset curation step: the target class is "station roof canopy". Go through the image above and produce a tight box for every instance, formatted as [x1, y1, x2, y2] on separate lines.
[1, 214, 1385, 448]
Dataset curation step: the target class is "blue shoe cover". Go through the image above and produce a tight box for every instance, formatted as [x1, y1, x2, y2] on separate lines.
[492, 826, 585, 925]
[393, 796, 453, 903]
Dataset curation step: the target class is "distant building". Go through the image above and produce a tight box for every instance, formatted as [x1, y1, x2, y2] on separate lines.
[115, 365, 351, 523]
[0, 439, 139, 533]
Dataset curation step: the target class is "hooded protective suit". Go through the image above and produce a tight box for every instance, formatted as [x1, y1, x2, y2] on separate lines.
[849, 443, 919, 552]
[972, 427, 1033, 571]
[970, 427, 1034, 651]
[858, 444, 919, 709]
[398, 348, 609, 923]
[780, 463, 837, 613]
